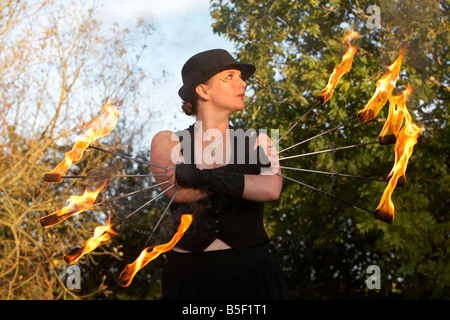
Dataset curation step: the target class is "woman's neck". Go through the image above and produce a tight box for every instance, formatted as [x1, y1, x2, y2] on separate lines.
[194, 107, 231, 168]
[195, 109, 230, 134]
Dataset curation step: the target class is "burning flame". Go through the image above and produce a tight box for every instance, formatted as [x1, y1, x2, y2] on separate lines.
[357, 45, 406, 123]
[316, 31, 360, 104]
[63, 214, 119, 265]
[118, 214, 193, 287]
[378, 83, 413, 145]
[45, 99, 122, 180]
[40, 180, 106, 228]
[374, 97, 423, 223]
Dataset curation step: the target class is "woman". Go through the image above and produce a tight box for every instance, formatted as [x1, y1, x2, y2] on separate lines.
[150, 49, 289, 299]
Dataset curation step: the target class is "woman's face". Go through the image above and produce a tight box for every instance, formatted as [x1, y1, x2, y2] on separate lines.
[200, 68, 247, 112]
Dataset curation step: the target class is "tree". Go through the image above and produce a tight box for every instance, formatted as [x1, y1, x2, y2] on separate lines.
[0, 0, 154, 299]
[211, 0, 449, 298]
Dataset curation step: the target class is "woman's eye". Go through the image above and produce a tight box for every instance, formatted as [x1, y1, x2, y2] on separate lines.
[226, 74, 233, 80]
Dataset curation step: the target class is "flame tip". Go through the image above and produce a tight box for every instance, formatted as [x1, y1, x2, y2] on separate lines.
[118, 213, 193, 287]
[315, 32, 360, 104]
[46, 102, 122, 178]
[343, 30, 360, 43]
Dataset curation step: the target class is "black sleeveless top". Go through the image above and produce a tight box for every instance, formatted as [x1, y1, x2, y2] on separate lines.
[169, 124, 269, 253]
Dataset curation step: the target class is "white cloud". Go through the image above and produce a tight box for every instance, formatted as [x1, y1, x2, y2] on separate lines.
[98, 0, 208, 25]
[141, 0, 207, 18]
[95, 0, 235, 143]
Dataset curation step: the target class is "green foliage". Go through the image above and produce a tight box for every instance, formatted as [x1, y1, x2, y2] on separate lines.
[0, 0, 157, 299]
[211, 0, 449, 298]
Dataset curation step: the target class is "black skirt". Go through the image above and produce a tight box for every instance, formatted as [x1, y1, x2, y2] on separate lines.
[161, 243, 289, 300]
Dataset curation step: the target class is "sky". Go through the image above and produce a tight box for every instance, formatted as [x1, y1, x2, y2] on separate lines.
[96, 0, 235, 145]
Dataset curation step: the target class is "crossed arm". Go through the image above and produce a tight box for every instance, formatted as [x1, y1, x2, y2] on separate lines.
[149, 130, 282, 203]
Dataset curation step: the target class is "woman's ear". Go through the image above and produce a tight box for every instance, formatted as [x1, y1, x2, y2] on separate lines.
[195, 83, 210, 101]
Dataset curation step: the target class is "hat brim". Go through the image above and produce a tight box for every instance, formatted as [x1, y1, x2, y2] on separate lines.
[178, 63, 255, 101]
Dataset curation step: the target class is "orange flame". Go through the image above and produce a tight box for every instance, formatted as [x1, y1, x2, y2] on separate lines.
[357, 45, 406, 123]
[63, 214, 119, 265]
[374, 105, 423, 223]
[118, 214, 193, 287]
[40, 180, 106, 228]
[45, 99, 122, 180]
[316, 31, 360, 104]
[378, 83, 413, 145]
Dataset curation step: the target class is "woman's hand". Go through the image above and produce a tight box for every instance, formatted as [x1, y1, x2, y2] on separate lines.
[241, 132, 282, 202]
[165, 164, 177, 186]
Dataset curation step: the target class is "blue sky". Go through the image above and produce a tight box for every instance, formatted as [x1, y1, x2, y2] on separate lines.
[97, 0, 235, 140]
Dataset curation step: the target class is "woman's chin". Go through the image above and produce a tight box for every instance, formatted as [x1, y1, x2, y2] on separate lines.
[234, 103, 245, 112]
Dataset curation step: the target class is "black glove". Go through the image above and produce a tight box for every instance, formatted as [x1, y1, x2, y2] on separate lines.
[175, 163, 245, 198]
[220, 145, 271, 174]
[175, 146, 271, 197]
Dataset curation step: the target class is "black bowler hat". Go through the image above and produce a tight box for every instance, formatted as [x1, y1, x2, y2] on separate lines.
[178, 49, 256, 101]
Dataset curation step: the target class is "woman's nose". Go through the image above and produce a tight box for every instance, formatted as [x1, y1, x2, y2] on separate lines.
[240, 77, 247, 89]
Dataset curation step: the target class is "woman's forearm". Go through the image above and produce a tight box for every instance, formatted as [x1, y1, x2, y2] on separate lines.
[242, 173, 282, 202]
